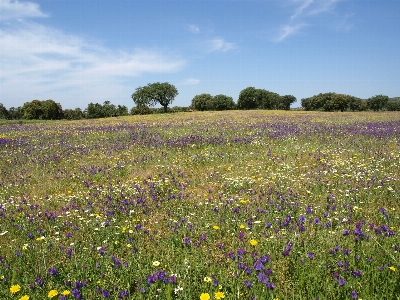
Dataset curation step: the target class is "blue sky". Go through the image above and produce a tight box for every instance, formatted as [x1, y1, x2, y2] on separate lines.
[1, 0, 399, 109]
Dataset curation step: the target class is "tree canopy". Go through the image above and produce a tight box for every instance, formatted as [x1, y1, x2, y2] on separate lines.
[132, 82, 178, 113]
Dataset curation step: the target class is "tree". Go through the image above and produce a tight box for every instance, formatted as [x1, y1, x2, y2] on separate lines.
[212, 94, 235, 110]
[191, 93, 213, 111]
[237, 87, 259, 110]
[116, 105, 128, 116]
[256, 89, 281, 110]
[132, 82, 178, 113]
[41, 99, 63, 119]
[367, 94, 389, 111]
[278, 95, 296, 110]
[85, 102, 104, 119]
[8, 107, 22, 119]
[0, 103, 9, 119]
[21, 100, 43, 119]
[63, 108, 84, 120]
[348, 96, 362, 111]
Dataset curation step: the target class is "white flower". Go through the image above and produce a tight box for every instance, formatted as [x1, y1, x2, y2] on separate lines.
[152, 261, 160, 267]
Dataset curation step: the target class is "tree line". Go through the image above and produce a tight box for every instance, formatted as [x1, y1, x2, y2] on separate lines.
[1, 83, 399, 120]
[301, 93, 400, 112]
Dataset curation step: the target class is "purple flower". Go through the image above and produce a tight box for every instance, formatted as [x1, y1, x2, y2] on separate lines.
[254, 260, 264, 271]
[118, 290, 129, 298]
[72, 288, 82, 299]
[48, 268, 58, 276]
[338, 278, 346, 286]
[351, 290, 358, 299]
[183, 237, 190, 245]
[244, 280, 252, 288]
[102, 290, 111, 298]
[307, 252, 314, 259]
[343, 230, 350, 235]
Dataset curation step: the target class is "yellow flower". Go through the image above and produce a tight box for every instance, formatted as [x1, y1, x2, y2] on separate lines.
[250, 239, 258, 246]
[213, 225, 220, 230]
[214, 291, 225, 299]
[239, 224, 245, 229]
[204, 276, 212, 283]
[389, 266, 396, 271]
[200, 293, 211, 300]
[48, 290, 58, 298]
[19, 296, 29, 300]
[61, 290, 71, 296]
[10, 285, 21, 294]
[152, 261, 160, 267]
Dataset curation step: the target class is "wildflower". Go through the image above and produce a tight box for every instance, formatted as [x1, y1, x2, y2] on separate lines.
[250, 239, 258, 246]
[214, 291, 225, 299]
[213, 225, 220, 230]
[48, 290, 58, 298]
[239, 224, 246, 229]
[204, 276, 212, 283]
[200, 293, 211, 300]
[152, 261, 160, 267]
[307, 252, 314, 259]
[19, 296, 29, 300]
[389, 266, 396, 271]
[351, 290, 358, 299]
[10, 285, 21, 294]
[61, 290, 70, 296]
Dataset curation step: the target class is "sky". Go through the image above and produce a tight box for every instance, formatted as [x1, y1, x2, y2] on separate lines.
[1, 0, 399, 110]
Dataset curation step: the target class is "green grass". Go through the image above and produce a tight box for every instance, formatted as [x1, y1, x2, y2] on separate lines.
[0, 110, 399, 299]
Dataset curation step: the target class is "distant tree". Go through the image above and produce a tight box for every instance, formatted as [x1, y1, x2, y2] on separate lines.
[301, 97, 312, 111]
[63, 108, 84, 120]
[130, 105, 153, 115]
[85, 102, 104, 119]
[367, 94, 389, 111]
[41, 99, 63, 119]
[8, 107, 22, 119]
[386, 98, 400, 111]
[237, 87, 259, 110]
[212, 94, 235, 110]
[359, 100, 368, 111]
[116, 105, 129, 116]
[0, 103, 9, 119]
[21, 100, 43, 119]
[278, 95, 296, 110]
[132, 82, 178, 113]
[191, 93, 213, 111]
[256, 89, 281, 110]
[348, 96, 363, 111]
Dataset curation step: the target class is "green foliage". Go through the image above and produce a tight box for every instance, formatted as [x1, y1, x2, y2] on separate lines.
[85, 101, 128, 119]
[367, 94, 389, 111]
[7, 107, 22, 119]
[279, 95, 297, 110]
[191, 94, 213, 111]
[386, 99, 400, 111]
[63, 108, 84, 120]
[132, 82, 178, 113]
[0, 103, 9, 119]
[20, 99, 63, 120]
[237, 87, 258, 110]
[211, 94, 235, 111]
[301, 93, 364, 112]
[130, 105, 153, 115]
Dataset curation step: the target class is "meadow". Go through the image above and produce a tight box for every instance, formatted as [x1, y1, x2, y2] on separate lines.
[0, 110, 399, 299]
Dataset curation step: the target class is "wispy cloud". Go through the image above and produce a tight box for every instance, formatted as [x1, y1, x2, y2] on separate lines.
[0, 0, 48, 21]
[181, 78, 200, 85]
[276, 0, 341, 42]
[291, 0, 313, 20]
[0, 20, 185, 108]
[206, 38, 236, 53]
[188, 24, 200, 34]
[276, 23, 308, 42]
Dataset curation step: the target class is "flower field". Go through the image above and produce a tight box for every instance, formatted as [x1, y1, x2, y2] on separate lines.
[0, 110, 399, 299]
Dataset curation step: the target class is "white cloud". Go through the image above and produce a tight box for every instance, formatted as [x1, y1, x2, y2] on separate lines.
[0, 0, 48, 21]
[291, 0, 313, 20]
[0, 21, 186, 108]
[188, 24, 199, 34]
[182, 78, 200, 85]
[206, 38, 236, 52]
[276, 23, 307, 42]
